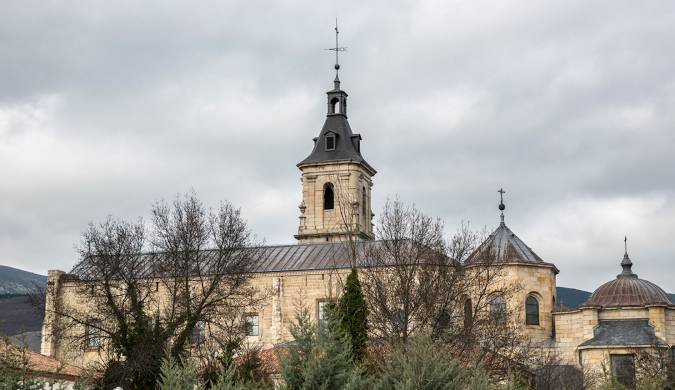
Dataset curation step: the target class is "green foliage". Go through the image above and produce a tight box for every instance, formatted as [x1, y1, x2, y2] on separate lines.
[156, 347, 263, 390]
[338, 268, 369, 362]
[372, 337, 490, 390]
[278, 303, 367, 390]
[157, 352, 203, 390]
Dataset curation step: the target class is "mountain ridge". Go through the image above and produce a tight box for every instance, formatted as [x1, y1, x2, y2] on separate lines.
[0, 265, 46, 296]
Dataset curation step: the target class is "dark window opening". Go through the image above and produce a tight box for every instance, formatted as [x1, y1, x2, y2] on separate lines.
[463, 298, 473, 330]
[490, 295, 506, 325]
[526, 295, 540, 325]
[325, 135, 336, 151]
[362, 187, 367, 223]
[330, 97, 340, 114]
[324, 183, 334, 210]
[611, 354, 635, 388]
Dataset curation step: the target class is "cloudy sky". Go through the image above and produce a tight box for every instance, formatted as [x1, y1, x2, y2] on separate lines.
[1, 0, 674, 292]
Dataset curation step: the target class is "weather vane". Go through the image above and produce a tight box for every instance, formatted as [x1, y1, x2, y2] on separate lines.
[326, 18, 347, 78]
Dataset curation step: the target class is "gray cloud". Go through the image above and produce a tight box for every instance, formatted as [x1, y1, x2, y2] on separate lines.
[1, 0, 674, 292]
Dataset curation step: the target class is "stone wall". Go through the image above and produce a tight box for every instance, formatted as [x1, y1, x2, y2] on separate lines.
[296, 161, 373, 243]
[43, 268, 351, 368]
[497, 263, 558, 343]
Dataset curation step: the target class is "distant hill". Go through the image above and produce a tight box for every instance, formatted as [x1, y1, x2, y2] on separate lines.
[0, 265, 46, 296]
[0, 265, 46, 338]
[0, 295, 44, 337]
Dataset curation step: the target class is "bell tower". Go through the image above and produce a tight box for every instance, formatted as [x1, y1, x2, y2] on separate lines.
[295, 24, 376, 244]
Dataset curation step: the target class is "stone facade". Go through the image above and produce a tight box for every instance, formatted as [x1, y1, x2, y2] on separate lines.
[295, 161, 374, 243]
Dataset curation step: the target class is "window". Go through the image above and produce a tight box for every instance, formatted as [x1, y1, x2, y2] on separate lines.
[463, 298, 473, 330]
[330, 97, 340, 114]
[362, 187, 367, 222]
[86, 320, 102, 349]
[325, 134, 336, 151]
[490, 295, 506, 325]
[611, 354, 635, 388]
[323, 183, 334, 210]
[190, 320, 205, 344]
[244, 314, 259, 336]
[526, 295, 540, 325]
[318, 300, 333, 329]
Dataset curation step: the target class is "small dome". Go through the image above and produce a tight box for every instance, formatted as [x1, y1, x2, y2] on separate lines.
[582, 252, 673, 308]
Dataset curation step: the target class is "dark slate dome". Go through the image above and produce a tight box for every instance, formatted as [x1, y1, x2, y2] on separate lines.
[581, 252, 673, 308]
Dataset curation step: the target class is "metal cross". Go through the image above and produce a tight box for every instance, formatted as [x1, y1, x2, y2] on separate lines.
[327, 19, 347, 75]
[498, 188, 506, 204]
[624, 235, 628, 254]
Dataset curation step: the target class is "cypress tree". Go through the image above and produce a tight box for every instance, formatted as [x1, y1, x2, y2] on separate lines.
[338, 268, 369, 361]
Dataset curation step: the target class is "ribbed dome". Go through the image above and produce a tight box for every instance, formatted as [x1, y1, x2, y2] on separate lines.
[582, 252, 673, 308]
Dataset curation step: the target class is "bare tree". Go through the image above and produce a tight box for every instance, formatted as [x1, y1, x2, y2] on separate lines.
[45, 193, 266, 389]
[359, 198, 453, 344]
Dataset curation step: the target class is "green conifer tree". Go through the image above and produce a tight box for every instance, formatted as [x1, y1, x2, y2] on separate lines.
[157, 352, 203, 390]
[338, 268, 369, 362]
[279, 303, 367, 390]
[373, 337, 489, 390]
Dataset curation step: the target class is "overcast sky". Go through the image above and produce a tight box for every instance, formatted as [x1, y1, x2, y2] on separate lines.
[1, 0, 674, 292]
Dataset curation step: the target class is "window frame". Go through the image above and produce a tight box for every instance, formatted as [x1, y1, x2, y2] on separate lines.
[190, 320, 206, 345]
[463, 298, 473, 330]
[244, 313, 260, 337]
[489, 294, 507, 325]
[85, 319, 102, 350]
[323, 183, 335, 210]
[610, 354, 636, 389]
[325, 134, 336, 151]
[317, 299, 334, 330]
[525, 294, 540, 326]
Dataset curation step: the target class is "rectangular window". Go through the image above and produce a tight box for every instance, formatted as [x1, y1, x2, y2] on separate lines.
[190, 320, 205, 344]
[244, 314, 259, 336]
[611, 354, 635, 389]
[86, 320, 102, 349]
[318, 300, 332, 329]
[325, 135, 335, 151]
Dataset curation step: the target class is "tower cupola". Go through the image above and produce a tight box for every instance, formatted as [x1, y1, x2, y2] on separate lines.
[295, 23, 376, 244]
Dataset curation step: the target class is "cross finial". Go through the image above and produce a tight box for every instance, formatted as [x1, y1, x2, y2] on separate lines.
[498, 188, 506, 224]
[624, 235, 628, 255]
[327, 18, 347, 86]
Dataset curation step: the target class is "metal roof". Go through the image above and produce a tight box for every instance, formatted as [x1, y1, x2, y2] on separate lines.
[581, 252, 673, 308]
[66, 240, 452, 281]
[579, 319, 668, 347]
[465, 222, 545, 265]
[297, 83, 375, 174]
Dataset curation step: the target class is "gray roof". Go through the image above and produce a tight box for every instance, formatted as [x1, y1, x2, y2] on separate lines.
[297, 84, 375, 174]
[579, 319, 668, 347]
[581, 251, 673, 308]
[466, 222, 548, 266]
[67, 240, 450, 281]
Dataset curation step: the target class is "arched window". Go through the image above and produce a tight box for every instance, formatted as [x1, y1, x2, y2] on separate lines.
[490, 294, 506, 325]
[330, 97, 340, 114]
[526, 295, 540, 325]
[463, 298, 473, 330]
[323, 183, 334, 210]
